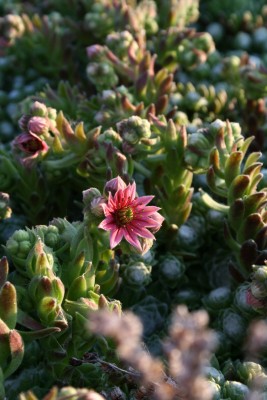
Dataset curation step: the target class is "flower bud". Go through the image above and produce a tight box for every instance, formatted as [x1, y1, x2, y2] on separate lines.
[90, 196, 106, 217]
[47, 107, 57, 121]
[83, 188, 102, 207]
[30, 101, 47, 117]
[27, 116, 49, 136]
[103, 176, 127, 196]
[18, 114, 30, 131]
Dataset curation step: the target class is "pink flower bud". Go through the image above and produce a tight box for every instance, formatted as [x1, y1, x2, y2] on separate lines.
[30, 101, 47, 117]
[104, 176, 127, 196]
[90, 196, 106, 217]
[18, 114, 30, 131]
[28, 116, 49, 136]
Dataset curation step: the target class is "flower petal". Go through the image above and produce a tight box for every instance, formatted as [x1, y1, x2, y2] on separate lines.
[150, 212, 165, 225]
[114, 188, 127, 208]
[98, 215, 115, 231]
[130, 223, 155, 239]
[123, 227, 142, 251]
[125, 181, 136, 202]
[133, 195, 154, 207]
[134, 215, 163, 228]
[149, 215, 165, 232]
[110, 228, 124, 248]
[134, 205, 161, 215]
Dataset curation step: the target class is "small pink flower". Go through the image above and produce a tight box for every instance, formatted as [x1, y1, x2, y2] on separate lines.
[99, 177, 164, 252]
[13, 132, 49, 166]
[14, 132, 49, 154]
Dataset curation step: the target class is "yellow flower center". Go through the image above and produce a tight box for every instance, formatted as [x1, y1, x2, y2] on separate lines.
[115, 206, 134, 227]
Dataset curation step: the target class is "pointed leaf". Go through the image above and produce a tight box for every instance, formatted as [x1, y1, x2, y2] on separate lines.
[4, 330, 24, 378]
[0, 282, 17, 329]
[224, 221, 241, 253]
[239, 136, 255, 156]
[237, 213, 264, 243]
[228, 175, 250, 204]
[0, 257, 8, 288]
[199, 189, 229, 213]
[209, 148, 224, 178]
[229, 199, 244, 231]
[75, 122, 87, 141]
[243, 192, 267, 217]
[243, 152, 262, 170]
[239, 240, 258, 274]
[17, 326, 61, 341]
[255, 226, 267, 250]
[67, 275, 88, 301]
[224, 151, 243, 186]
[207, 166, 227, 197]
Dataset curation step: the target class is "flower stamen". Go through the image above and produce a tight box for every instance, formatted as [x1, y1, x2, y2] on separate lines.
[115, 206, 134, 227]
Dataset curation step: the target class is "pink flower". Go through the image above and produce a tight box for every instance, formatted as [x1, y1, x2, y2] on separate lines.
[13, 132, 49, 154]
[99, 177, 164, 252]
[13, 132, 49, 166]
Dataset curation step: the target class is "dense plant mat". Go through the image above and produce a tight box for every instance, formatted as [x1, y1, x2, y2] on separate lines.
[1, 0, 267, 399]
